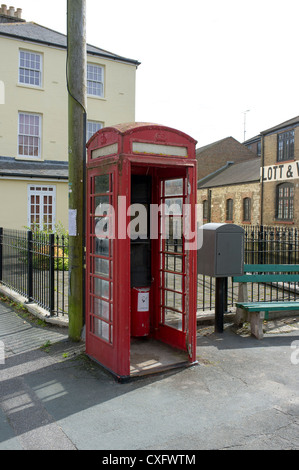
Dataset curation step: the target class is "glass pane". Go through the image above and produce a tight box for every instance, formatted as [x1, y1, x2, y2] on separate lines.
[95, 174, 109, 194]
[163, 216, 183, 242]
[164, 198, 183, 214]
[165, 238, 183, 253]
[164, 272, 182, 292]
[94, 238, 109, 256]
[165, 290, 183, 312]
[95, 216, 110, 238]
[164, 308, 182, 330]
[94, 317, 110, 341]
[164, 179, 183, 196]
[94, 297, 109, 320]
[94, 257, 109, 277]
[94, 277, 110, 299]
[95, 196, 110, 214]
[165, 254, 183, 273]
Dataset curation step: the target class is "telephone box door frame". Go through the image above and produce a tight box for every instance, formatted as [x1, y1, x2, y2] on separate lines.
[86, 123, 198, 378]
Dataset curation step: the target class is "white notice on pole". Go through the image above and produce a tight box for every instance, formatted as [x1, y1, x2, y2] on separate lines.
[137, 291, 149, 312]
[69, 209, 77, 236]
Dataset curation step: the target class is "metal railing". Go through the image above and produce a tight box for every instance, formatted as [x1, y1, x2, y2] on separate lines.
[0, 224, 298, 317]
[243, 225, 299, 265]
[197, 225, 299, 312]
[0, 228, 68, 316]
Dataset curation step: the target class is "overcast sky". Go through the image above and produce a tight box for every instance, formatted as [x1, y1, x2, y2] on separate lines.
[14, 0, 299, 147]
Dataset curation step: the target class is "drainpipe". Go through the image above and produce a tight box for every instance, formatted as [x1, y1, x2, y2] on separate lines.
[208, 189, 212, 222]
[260, 135, 265, 227]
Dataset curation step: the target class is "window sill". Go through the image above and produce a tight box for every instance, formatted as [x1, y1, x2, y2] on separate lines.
[15, 156, 42, 162]
[242, 221, 251, 224]
[17, 83, 44, 91]
[276, 158, 295, 164]
[274, 220, 294, 225]
[87, 94, 106, 101]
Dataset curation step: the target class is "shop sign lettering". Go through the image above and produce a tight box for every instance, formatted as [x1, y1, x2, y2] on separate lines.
[261, 161, 299, 182]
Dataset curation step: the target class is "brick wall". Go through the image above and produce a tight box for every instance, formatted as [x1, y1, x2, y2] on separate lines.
[263, 126, 299, 166]
[197, 182, 260, 226]
[196, 137, 257, 181]
[262, 126, 299, 226]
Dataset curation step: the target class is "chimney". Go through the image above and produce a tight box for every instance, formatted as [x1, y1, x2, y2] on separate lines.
[0, 4, 23, 21]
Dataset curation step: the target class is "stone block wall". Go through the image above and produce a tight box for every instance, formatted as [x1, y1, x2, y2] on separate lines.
[197, 182, 260, 226]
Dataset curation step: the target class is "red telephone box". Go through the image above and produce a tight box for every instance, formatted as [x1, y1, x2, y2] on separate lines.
[86, 123, 198, 380]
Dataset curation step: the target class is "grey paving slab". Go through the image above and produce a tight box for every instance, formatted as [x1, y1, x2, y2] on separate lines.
[1, 299, 299, 450]
[0, 306, 68, 357]
[0, 406, 23, 450]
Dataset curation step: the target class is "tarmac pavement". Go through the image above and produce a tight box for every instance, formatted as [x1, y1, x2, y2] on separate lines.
[1, 299, 299, 451]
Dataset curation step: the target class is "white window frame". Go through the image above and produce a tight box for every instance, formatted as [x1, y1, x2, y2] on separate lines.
[87, 63, 104, 97]
[18, 112, 42, 159]
[27, 185, 56, 231]
[19, 49, 43, 88]
[87, 120, 104, 141]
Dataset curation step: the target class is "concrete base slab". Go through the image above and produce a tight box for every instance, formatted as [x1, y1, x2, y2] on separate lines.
[130, 337, 192, 377]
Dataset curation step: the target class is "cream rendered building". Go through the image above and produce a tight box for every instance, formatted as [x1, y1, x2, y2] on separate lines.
[0, 7, 139, 230]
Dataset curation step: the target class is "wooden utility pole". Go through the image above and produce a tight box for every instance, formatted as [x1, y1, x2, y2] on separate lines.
[67, 0, 87, 341]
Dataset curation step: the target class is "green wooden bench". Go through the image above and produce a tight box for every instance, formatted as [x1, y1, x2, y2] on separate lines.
[232, 264, 299, 339]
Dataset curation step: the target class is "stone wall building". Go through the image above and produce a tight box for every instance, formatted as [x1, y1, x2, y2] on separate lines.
[197, 116, 299, 229]
[260, 116, 299, 227]
[197, 158, 261, 225]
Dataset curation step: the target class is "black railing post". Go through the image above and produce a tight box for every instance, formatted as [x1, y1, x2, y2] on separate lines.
[295, 228, 298, 264]
[49, 233, 55, 316]
[215, 277, 226, 333]
[27, 230, 33, 303]
[250, 227, 255, 264]
[258, 225, 264, 264]
[288, 228, 293, 264]
[224, 276, 228, 312]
